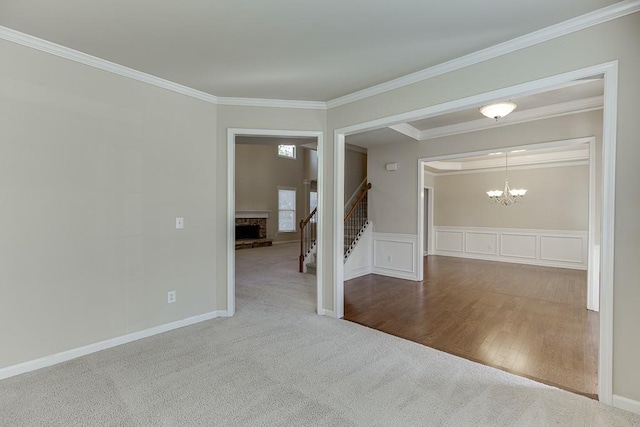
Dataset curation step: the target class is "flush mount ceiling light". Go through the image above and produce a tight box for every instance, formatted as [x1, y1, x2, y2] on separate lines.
[479, 101, 517, 120]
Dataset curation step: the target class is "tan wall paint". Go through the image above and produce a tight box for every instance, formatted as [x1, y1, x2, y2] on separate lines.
[327, 14, 639, 400]
[434, 165, 589, 230]
[1, 9, 638, 404]
[0, 39, 218, 368]
[344, 147, 367, 203]
[367, 112, 601, 234]
[235, 143, 309, 243]
[215, 105, 326, 315]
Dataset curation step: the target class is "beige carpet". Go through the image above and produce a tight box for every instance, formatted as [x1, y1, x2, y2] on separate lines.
[0, 243, 638, 426]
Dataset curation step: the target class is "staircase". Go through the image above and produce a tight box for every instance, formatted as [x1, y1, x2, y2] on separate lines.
[344, 182, 371, 260]
[299, 181, 371, 274]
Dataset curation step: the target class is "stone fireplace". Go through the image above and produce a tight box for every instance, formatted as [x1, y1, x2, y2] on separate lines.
[235, 211, 272, 249]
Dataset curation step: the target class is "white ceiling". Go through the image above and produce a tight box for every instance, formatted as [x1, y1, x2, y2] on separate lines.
[424, 143, 590, 174]
[0, 0, 619, 101]
[409, 79, 604, 130]
[346, 77, 604, 150]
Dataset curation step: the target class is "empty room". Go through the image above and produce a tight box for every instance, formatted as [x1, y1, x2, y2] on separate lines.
[1, 1, 639, 425]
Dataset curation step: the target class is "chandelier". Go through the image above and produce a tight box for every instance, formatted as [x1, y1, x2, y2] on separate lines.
[486, 152, 527, 206]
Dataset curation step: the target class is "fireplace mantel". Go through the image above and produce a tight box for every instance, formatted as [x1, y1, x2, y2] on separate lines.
[236, 210, 270, 219]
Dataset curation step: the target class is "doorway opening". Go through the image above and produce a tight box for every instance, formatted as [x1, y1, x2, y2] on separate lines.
[227, 129, 324, 316]
[333, 62, 617, 403]
[414, 136, 599, 397]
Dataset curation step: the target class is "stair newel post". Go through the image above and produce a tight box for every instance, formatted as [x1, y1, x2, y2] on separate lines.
[299, 219, 305, 273]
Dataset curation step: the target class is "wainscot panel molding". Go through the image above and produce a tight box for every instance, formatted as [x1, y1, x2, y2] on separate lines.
[372, 233, 419, 281]
[0, 310, 229, 381]
[434, 226, 587, 270]
[344, 223, 373, 281]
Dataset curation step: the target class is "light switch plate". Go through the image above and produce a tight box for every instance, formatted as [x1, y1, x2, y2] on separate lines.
[176, 217, 184, 229]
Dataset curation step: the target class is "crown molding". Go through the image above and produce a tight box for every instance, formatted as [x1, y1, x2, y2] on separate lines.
[326, 0, 640, 109]
[217, 96, 326, 110]
[1, 1, 637, 111]
[412, 96, 603, 141]
[388, 123, 422, 141]
[0, 25, 328, 110]
[425, 148, 589, 173]
[0, 26, 221, 105]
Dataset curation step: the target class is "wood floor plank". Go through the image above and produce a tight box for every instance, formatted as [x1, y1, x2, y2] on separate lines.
[343, 255, 598, 398]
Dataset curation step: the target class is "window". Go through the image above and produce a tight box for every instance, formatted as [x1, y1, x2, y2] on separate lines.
[309, 191, 318, 223]
[278, 187, 296, 232]
[277, 144, 296, 159]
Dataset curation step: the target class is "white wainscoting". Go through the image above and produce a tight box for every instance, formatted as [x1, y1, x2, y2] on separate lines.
[344, 223, 373, 281]
[372, 233, 419, 280]
[434, 226, 587, 270]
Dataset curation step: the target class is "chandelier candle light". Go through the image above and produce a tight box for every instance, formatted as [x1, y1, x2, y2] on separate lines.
[487, 152, 527, 206]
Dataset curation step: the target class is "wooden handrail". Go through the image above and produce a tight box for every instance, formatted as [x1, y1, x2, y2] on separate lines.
[344, 183, 371, 222]
[300, 207, 318, 230]
[299, 207, 318, 272]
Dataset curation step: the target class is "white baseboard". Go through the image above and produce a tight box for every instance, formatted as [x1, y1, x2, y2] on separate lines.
[0, 310, 228, 381]
[613, 394, 640, 415]
[319, 309, 336, 317]
[345, 265, 372, 281]
[272, 239, 300, 245]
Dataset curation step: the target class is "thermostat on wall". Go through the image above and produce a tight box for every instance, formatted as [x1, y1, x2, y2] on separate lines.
[385, 162, 398, 171]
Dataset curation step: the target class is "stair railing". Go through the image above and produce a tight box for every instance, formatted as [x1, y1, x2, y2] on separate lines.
[344, 182, 371, 259]
[299, 208, 318, 272]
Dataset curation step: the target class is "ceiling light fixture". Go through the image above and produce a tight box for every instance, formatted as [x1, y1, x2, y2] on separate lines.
[479, 101, 517, 120]
[486, 152, 527, 206]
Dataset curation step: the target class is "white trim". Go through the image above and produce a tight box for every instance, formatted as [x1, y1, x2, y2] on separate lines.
[227, 129, 324, 317]
[235, 210, 270, 219]
[0, 26, 325, 111]
[389, 123, 422, 141]
[334, 132, 346, 319]
[598, 60, 618, 406]
[319, 309, 335, 317]
[3, 2, 638, 112]
[0, 310, 228, 381]
[326, 2, 639, 108]
[335, 61, 617, 406]
[372, 233, 420, 281]
[0, 25, 219, 105]
[414, 96, 603, 141]
[431, 160, 589, 176]
[434, 226, 588, 270]
[612, 395, 640, 415]
[217, 96, 326, 110]
[587, 137, 599, 312]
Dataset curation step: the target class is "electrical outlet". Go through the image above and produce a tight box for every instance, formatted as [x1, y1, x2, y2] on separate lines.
[167, 290, 176, 304]
[387, 255, 392, 262]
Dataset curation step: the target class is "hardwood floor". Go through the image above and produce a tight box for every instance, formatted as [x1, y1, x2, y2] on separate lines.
[344, 256, 599, 398]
